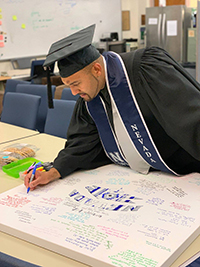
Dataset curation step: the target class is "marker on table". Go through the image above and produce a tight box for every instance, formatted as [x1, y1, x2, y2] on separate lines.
[27, 162, 41, 194]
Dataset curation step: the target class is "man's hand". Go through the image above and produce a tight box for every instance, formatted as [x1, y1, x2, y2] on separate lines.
[24, 167, 61, 191]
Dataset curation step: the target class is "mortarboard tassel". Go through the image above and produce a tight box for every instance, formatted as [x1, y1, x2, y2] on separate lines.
[47, 67, 54, 109]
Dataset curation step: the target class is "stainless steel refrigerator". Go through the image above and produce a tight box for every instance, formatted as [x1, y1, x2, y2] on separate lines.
[146, 5, 191, 63]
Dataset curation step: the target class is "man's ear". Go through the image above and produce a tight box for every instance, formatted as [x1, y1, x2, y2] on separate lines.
[92, 62, 102, 76]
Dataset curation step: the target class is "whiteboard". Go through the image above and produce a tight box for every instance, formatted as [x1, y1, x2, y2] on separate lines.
[0, 164, 200, 267]
[0, 0, 122, 60]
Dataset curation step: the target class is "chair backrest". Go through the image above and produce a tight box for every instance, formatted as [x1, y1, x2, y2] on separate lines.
[61, 87, 79, 101]
[30, 60, 55, 84]
[1, 92, 41, 130]
[0, 251, 41, 267]
[3, 79, 30, 105]
[11, 57, 36, 69]
[44, 99, 76, 138]
[16, 83, 56, 132]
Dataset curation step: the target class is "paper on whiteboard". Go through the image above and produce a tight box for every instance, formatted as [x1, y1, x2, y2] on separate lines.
[167, 20, 177, 36]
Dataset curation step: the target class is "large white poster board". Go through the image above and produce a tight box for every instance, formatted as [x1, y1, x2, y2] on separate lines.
[0, 164, 200, 267]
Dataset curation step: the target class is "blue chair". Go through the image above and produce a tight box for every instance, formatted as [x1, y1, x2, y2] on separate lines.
[3, 79, 30, 105]
[11, 57, 36, 69]
[0, 251, 41, 267]
[61, 87, 79, 101]
[16, 83, 56, 132]
[1, 92, 41, 130]
[44, 99, 76, 138]
[30, 60, 55, 84]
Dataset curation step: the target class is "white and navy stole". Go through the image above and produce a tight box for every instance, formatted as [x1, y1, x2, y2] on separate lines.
[86, 51, 178, 175]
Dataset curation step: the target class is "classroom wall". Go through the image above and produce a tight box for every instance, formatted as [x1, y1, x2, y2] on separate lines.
[186, 0, 198, 6]
[121, 0, 197, 41]
[0, 60, 11, 74]
[121, 0, 152, 41]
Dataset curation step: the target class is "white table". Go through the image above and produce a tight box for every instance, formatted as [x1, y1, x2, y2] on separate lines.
[0, 122, 39, 145]
[0, 133, 199, 267]
[0, 133, 88, 267]
[0, 132, 65, 163]
[0, 133, 66, 193]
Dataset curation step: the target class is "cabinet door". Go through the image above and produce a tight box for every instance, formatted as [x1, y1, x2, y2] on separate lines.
[146, 7, 163, 48]
[162, 5, 183, 62]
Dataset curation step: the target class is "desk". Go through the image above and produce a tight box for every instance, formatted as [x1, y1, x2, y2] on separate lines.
[0, 77, 11, 106]
[0, 71, 30, 92]
[0, 133, 67, 191]
[0, 71, 30, 82]
[0, 76, 11, 82]
[0, 133, 199, 267]
[0, 133, 87, 267]
[0, 76, 11, 92]
[0, 133, 66, 165]
[7, 68, 31, 80]
[0, 122, 40, 145]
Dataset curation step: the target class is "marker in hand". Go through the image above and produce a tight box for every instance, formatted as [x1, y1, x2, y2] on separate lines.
[27, 162, 41, 193]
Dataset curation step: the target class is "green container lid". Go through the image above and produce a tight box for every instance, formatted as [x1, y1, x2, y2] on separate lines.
[2, 157, 42, 178]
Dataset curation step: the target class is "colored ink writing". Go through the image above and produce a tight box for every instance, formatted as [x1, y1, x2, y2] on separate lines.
[167, 186, 187, 198]
[170, 202, 191, 211]
[66, 235, 100, 252]
[157, 208, 195, 227]
[0, 163, 199, 267]
[51, 219, 108, 244]
[0, 194, 30, 208]
[132, 179, 166, 195]
[31, 204, 56, 215]
[39, 197, 63, 206]
[63, 177, 81, 186]
[109, 249, 158, 267]
[107, 170, 130, 177]
[146, 197, 164, 206]
[146, 241, 171, 252]
[106, 177, 130, 185]
[31, 224, 63, 238]
[97, 225, 129, 240]
[107, 213, 139, 226]
[69, 188, 143, 212]
[105, 240, 113, 249]
[138, 224, 171, 241]
[84, 169, 99, 175]
[86, 185, 142, 202]
[15, 210, 34, 224]
[59, 211, 90, 223]
[189, 177, 200, 186]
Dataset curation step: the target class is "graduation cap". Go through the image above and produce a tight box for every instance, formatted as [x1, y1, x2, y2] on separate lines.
[43, 24, 100, 108]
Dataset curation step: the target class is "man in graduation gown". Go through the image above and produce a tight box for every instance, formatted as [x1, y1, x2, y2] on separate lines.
[25, 24, 200, 191]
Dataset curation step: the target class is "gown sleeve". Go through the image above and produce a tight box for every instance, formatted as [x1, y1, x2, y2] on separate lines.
[133, 46, 200, 161]
[53, 97, 112, 178]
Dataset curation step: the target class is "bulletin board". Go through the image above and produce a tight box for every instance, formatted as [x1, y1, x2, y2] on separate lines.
[122, 11, 130, 31]
[0, 164, 200, 267]
[0, 0, 122, 60]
